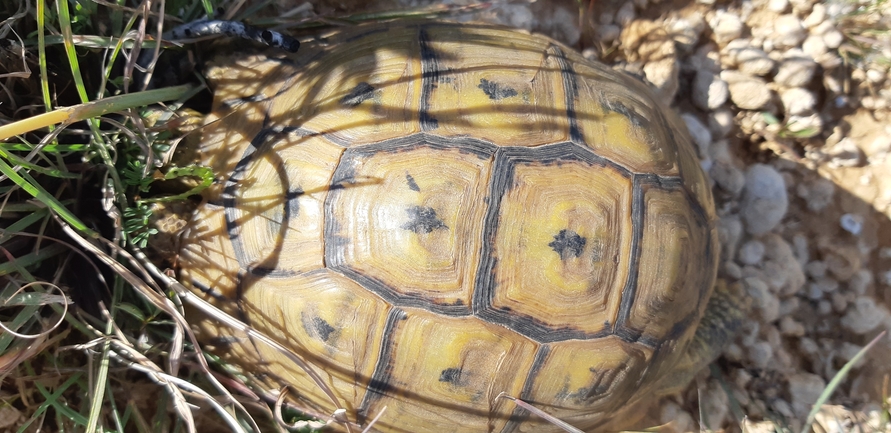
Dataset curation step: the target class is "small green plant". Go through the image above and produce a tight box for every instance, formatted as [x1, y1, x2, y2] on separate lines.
[761, 112, 820, 139]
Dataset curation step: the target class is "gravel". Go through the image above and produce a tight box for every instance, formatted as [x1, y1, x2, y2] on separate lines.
[741, 164, 789, 235]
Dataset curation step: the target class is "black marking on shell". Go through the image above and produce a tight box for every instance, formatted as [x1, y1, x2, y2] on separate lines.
[219, 93, 270, 111]
[335, 267, 472, 316]
[549, 229, 587, 260]
[223, 126, 306, 279]
[502, 345, 551, 432]
[606, 100, 647, 129]
[418, 27, 440, 131]
[613, 174, 646, 334]
[309, 315, 336, 342]
[472, 143, 630, 343]
[439, 367, 462, 384]
[356, 132, 498, 158]
[340, 82, 376, 107]
[549, 45, 584, 144]
[477, 78, 518, 100]
[614, 174, 710, 349]
[401, 206, 448, 234]
[357, 308, 406, 422]
[405, 173, 420, 191]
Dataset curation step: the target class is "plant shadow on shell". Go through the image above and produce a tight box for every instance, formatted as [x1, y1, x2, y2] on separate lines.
[167, 21, 734, 433]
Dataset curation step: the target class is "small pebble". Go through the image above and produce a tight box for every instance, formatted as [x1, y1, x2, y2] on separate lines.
[738, 240, 766, 265]
[719, 216, 744, 260]
[822, 28, 844, 49]
[723, 72, 773, 110]
[816, 52, 843, 69]
[669, 17, 704, 51]
[847, 269, 872, 295]
[735, 47, 776, 76]
[778, 297, 800, 315]
[775, 56, 817, 88]
[831, 291, 848, 312]
[780, 87, 817, 116]
[785, 114, 823, 137]
[702, 380, 730, 430]
[768, 0, 789, 12]
[615, 1, 636, 26]
[595, 24, 621, 43]
[733, 368, 753, 387]
[841, 297, 891, 334]
[712, 12, 744, 44]
[799, 337, 818, 355]
[837, 342, 866, 367]
[779, 316, 806, 336]
[825, 246, 861, 281]
[659, 401, 696, 433]
[840, 213, 864, 235]
[788, 373, 826, 418]
[802, 35, 829, 58]
[741, 164, 788, 235]
[827, 138, 864, 167]
[749, 340, 774, 369]
[796, 177, 835, 212]
[817, 299, 832, 315]
[866, 68, 886, 84]
[744, 277, 780, 322]
[724, 342, 744, 361]
[643, 57, 680, 105]
[708, 109, 735, 137]
[723, 261, 743, 279]
[813, 276, 840, 293]
[773, 15, 807, 48]
[763, 234, 806, 296]
[693, 71, 730, 110]
[682, 113, 712, 157]
[804, 4, 827, 27]
[710, 156, 746, 196]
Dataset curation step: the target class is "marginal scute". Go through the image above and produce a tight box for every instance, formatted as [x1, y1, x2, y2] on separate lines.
[358, 307, 538, 433]
[516, 338, 651, 432]
[225, 133, 343, 274]
[571, 61, 680, 176]
[268, 28, 424, 145]
[623, 181, 717, 345]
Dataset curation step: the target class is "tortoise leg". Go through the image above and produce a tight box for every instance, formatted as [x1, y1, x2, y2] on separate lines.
[655, 279, 751, 396]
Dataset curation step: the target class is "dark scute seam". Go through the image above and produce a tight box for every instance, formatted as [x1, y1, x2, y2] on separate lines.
[418, 27, 440, 131]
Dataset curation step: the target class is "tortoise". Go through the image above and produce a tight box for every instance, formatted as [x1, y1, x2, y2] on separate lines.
[176, 21, 742, 432]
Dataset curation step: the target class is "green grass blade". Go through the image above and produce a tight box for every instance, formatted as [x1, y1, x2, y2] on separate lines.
[0, 243, 67, 277]
[799, 330, 888, 433]
[0, 84, 195, 141]
[0, 157, 95, 236]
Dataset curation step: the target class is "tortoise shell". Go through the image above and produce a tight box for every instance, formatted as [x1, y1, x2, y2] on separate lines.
[179, 21, 718, 432]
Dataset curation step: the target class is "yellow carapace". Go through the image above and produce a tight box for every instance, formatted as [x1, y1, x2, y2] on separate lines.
[178, 21, 725, 433]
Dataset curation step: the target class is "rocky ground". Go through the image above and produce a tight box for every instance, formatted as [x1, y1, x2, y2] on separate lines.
[293, 0, 891, 430]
